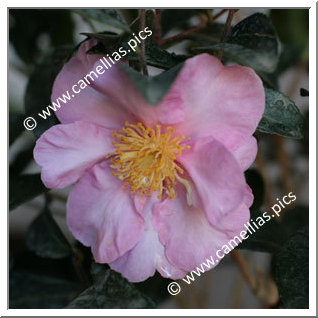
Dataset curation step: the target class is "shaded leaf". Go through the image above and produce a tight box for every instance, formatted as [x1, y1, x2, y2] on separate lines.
[238, 205, 308, 253]
[66, 267, 154, 309]
[9, 9, 74, 64]
[120, 61, 184, 105]
[73, 9, 130, 32]
[9, 174, 47, 211]
[24, 46, 72, 138]
[274, 226, 309, 308]
[26, 208, 72, 259]
[10, 271, 79, 309]
[245, 169, 265, 212]
[257, 88, 303, 139]
[300, 88, 309, 97]
[9, 112, 25, 145]
[195, 13, 278, 73]
[270, 9, 309, 47]
[85, 32, 187, 70]
[9, 140, 35, 176]
[134, 272, 172, 305]
[161, 9, 203, 35]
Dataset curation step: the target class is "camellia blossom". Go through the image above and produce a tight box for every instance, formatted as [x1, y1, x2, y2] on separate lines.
[34, 40, 265, 282]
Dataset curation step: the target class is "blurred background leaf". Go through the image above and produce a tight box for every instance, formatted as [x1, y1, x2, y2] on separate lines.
[26, 207, 72, 259]
[10, 9, 74, 64]
[238, 206, 308, 253]
[9, 174, 48, 211]
[73, 9, 130, 32]
[273, 226, 309, 308]
[66, 264, 155, 309]
[24, 46, 73, 138]
[9, 271, 79, 309]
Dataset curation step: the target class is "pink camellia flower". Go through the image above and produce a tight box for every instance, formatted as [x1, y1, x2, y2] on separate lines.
[34, 40, 265, 282]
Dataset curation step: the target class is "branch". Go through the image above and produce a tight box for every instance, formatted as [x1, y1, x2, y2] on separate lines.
[218, 9, 235, 60]
[139, 9, 148, 75]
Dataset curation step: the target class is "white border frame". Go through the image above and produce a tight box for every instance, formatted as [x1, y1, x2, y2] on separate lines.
[3, 1, 316, 316]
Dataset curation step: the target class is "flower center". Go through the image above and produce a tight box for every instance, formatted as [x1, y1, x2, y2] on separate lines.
[107, 121, 191, 199]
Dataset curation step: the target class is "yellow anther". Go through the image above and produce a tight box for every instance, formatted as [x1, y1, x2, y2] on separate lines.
[107, 122, 191, 200]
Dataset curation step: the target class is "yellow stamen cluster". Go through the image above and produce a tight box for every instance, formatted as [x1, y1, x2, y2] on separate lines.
[107, 122, 191, 199]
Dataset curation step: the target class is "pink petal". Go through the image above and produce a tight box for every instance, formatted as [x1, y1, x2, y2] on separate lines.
[110, 197, 186, 282]
[171, 54, 265, 150]
[34, 121, 114, 188]
[52, 40, 131, 130]
[67, 161, 144, 263]
[233, 136, 258, 171]
[153, 184, 245, 272]
[178, 136, 246, 227]
[53, 39, 185, 128]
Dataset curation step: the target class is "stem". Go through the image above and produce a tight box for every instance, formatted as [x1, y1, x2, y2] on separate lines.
[213, 9, 228, 21]
[154, 9, 162, 45]
[139, 9, 148, 75]
[231, 250, 258, 293]
[218, 9, 235, 60]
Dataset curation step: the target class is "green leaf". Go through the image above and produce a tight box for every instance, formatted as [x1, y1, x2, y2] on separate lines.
[274, 226, 309, 308]
[66, 266, 154, 309]
[238, 206, 308, 253]
[195, 13, 278, 73]
[73, 9, 130, 32]
[119, 62, 184, 105]
[128, 41, 188, 69]
[9, 112, 25, 145]
[9, 174, 48, 211]
[85, 32, 188, 70]
[24, 46, 72, 138]
[10, 271, 79, 309]
[257, 88, 303, 139]
[26, 208, 72, 259]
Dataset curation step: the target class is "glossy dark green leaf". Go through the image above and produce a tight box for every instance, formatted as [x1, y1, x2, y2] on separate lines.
[257, 88, 303, 139]
[85, 32, 187, 70]
[238, 205, 308, 253]
[26, 208, 72, 259]
[195, 13, 278, 73]
[120, 61, 184, 105]
[66, 266, 154, 309]
[9, 112, 25, 145]
[73, 9, 130, 32]
[274, 226, 309, 308]
[9, 9, 74, 64]
[24, 46, 72, 138]
[9, 271, 79, 309]
[9, 174, 48, 211]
